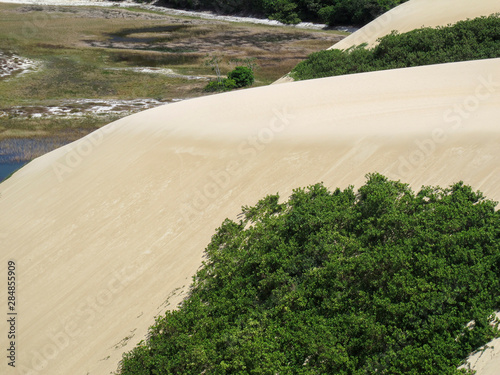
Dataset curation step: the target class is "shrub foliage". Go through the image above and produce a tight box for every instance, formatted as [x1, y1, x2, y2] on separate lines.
[204, 78, 237, 92]
[227, 66, 255, 88]
[204, 66, 254, 92]
[120, 174, 500, 374]
[291, 14, 500, 80]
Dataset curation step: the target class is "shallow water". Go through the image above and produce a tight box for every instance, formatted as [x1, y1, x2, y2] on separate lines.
[0, 137, 73, 182]
[0, 161, 26, 182]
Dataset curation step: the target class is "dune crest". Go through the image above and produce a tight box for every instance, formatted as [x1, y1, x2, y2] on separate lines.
[272, 0, 500, 84]
[0, 56, 499, 374]
[330, 0, 500, 50]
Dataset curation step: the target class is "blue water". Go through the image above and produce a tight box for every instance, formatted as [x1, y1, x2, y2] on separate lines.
[0, 161, 26, 182]
[0, 137, 73, 183]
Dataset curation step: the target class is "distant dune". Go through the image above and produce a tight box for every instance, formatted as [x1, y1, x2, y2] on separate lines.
[331, 0, 500, 50]
[0, 1, 499, 374]
[273, 0, 499, 84]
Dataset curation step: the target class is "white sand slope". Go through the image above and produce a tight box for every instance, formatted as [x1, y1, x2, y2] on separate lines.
[0, 57, 499, 375]
[330, 0, 500, 50]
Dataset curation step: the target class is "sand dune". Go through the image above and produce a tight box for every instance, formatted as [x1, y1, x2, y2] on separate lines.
[330, 0, 500, 50]
[0, 56, 499, 374]
[1, 1, 500, 373]
[273, 0, 499, 85]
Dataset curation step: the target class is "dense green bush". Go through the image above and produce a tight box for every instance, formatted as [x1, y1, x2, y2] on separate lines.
[205, 66, 254, 92]
[204, 78, 238, 92]
[148, 0, 408, 25]
[227, 66, 255, 88]
[291, 14, 500, 80]
[120, 174, 500, 374]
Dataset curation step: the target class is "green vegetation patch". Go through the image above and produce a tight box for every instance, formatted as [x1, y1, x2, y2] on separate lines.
[120, 174, 500, 374]
[291, 14, 500, 80]
[205, 66, 255, 92]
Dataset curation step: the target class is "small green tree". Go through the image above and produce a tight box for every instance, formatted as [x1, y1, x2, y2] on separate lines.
[204, 66, 255, 92]
[227, 66, 254, 88]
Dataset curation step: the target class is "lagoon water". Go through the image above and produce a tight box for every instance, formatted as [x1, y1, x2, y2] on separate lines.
[0, 138, 29, 182]
[0, 161, 26, 182]
[0, 137, 72, 182]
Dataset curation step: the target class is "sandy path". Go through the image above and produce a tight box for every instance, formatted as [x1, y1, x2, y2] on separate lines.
[0, 57, 499, 374]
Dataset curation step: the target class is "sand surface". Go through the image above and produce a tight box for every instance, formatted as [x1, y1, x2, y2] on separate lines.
[0, 57, 499, 375]
[331, 0, 500, 50]
[1, 0, 500, 374]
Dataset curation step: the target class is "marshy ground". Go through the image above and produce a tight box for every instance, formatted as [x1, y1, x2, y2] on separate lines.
[0, 2, 346, 157]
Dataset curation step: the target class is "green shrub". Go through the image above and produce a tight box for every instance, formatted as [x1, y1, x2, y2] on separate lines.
[227, 66, 255, 88]
[119, 173, 500, 374]
[223, 78, 237, 90]
[204, 80, 222, 92]
[205, 66, 254, 92]
[291, 14, 500, 80]
[204, 78, 237, 92]
[263, 0, 301, 24]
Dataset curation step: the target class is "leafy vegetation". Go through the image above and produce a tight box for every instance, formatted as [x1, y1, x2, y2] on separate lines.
[291, 14, 500, 80]
[204, 78, 237, 92]
[205, 66, 255, 92]
[140, 0, 408, 25]
[120, 174, 500, 374]
[228, 66, 255, 88]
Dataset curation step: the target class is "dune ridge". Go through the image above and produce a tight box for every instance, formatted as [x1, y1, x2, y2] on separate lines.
[273, 0, 499, 85]
[2, 0, 500, 373]
[330, 0, 500, 50]
[0, 57, 499, 374]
